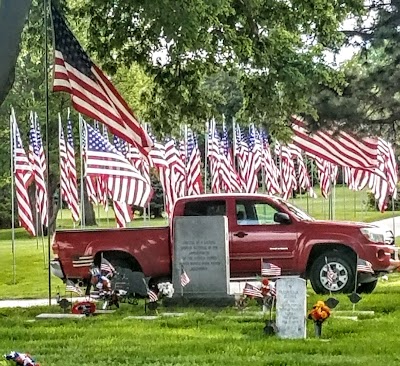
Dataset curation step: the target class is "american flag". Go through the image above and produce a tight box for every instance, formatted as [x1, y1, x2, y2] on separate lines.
[185, 128, 203, 196]
[325, 264, 336, 287]
[112, 135, 133, 228]
[148, 289, 158, 302]
[291, 116, 385, 178]
[245, 124, 262, 193]
[84, 122, 152, 207]
[261, 262, 282, 277]
[180, 266, 191, 287]
[12, 110, 35, 236]
[65, 280, 83, 295]
[28, 112, 48, 227]
[221, 121, 242, 193]
[234, 124, 249, 186]
[50, 4, 152, 156]
[100, 258, 116, 275]
[207, 120, 223, 193]
[243, 283, 263, 298]
[59, 117, 71, 212]
[260, 130, 280, 196]
[357, 259, 374, 274]
[65, 117, 80, 222]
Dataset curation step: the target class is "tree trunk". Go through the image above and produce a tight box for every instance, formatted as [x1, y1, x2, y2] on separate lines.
[83, 184, 96, 226]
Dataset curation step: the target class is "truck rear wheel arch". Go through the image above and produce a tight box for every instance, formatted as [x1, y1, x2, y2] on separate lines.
[94, 251, 143, 273]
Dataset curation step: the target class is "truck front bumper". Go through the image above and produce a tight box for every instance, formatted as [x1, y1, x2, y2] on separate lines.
[50, 259, 64, 279]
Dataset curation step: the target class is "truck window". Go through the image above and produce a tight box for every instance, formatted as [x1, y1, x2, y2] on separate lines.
[236, 200, 279, 225]
[183, 200, 226, 216]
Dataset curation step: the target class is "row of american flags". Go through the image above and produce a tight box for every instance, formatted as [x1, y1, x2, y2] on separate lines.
[10, 107, 400, 235]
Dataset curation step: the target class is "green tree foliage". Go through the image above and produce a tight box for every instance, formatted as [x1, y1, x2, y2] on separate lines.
[71, 0, 364, 136]
[307, 0, 400, 141]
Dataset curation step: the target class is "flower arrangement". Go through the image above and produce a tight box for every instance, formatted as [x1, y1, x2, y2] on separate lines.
[307, 300, 331, 338]
[157, 282, 174, 298]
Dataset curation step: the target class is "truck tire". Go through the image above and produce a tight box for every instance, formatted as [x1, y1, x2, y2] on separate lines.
[309, 252, 355, 294]
[357, 279, 378, 294]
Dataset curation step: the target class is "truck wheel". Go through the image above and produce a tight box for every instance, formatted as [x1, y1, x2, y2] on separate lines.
[309, 252, 355, 294]
[357, 279, 378, 294]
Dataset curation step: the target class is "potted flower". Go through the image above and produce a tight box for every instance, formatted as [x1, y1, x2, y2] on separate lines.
[307, 300, 331, 338]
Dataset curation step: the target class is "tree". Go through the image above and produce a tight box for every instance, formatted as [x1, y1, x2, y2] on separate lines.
[306, 0, 400, 143]
[70, 0, 364, 138]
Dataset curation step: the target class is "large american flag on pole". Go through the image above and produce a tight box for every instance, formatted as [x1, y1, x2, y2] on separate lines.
[84, 122, 152, 207]
[50, 4, 152, 156]
[11, 110, 35, 236]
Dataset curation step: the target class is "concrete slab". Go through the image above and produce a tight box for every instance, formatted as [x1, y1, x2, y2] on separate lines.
[36, 313, 86, 319]
[124, 316, 159, 320]
[94, 310, 116, 315]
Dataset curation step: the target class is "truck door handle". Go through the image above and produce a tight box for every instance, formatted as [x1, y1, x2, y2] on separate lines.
[234, 232, 248, 238]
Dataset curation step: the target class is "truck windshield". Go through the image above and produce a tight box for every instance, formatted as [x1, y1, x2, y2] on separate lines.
[274, 198, 315, 221]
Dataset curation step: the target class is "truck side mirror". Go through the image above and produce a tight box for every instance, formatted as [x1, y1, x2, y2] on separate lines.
[274, 212, 291, 224]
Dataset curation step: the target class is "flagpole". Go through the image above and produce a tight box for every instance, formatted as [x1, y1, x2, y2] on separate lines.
[79, 114, 85, 228]
[204, 120, 209, 194]
[10, 111, 16, 285]
[58, 113, 63, 227]
[43, 0, 52, 306]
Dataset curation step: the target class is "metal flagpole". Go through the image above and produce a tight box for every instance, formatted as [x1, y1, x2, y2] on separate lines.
[58, 114, 64, 229]
[78, 114, 85, 228]
[204, 120, 209, 194]
[43, 0, 51, 305]
[10, 111, 16, 285]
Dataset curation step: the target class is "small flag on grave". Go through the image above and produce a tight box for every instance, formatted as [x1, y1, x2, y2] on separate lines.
[261, 261, 281, 277]
[243, 283, 263, 298]
[147, 289, 158, 303]
[65, 280, 83, 295]
[357, 259, 374, 274]
[180, 265, 191, 287]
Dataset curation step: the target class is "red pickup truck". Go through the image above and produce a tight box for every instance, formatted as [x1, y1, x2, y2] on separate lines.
[51, 193, 400, 294]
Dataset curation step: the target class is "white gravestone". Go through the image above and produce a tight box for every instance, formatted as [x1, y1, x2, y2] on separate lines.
[275, 277, 307, 339]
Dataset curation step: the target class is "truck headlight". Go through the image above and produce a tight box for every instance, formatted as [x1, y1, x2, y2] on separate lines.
[360, 228, 385, 243]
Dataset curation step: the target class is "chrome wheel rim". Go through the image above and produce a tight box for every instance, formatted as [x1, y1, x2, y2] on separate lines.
[320, 262, 349, 292]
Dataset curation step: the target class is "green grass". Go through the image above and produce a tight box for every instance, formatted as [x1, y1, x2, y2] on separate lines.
[1, 277, 400, 365]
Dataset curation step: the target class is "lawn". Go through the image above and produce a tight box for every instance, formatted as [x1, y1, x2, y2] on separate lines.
[1, 276, 400, 366]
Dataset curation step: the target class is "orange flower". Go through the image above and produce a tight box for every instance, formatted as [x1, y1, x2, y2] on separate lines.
[308, 300, 331, 322]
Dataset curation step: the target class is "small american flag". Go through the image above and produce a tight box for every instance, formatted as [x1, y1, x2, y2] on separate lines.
[243, 283, 263, 298]
[147, 289, 158, 303]
[180, 267, 191, 287]
[65, 280, 83, 295]
[326, 266, 336, 287]
[261, 261, 282, 277]
[100, 259, 115, 275]
[50, 4, 152, 155]
[357, 259, 374, 274]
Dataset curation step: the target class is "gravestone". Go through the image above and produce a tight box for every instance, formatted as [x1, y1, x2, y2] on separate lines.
[172, 216, 230, 299]
[275, 277, 307, 339]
